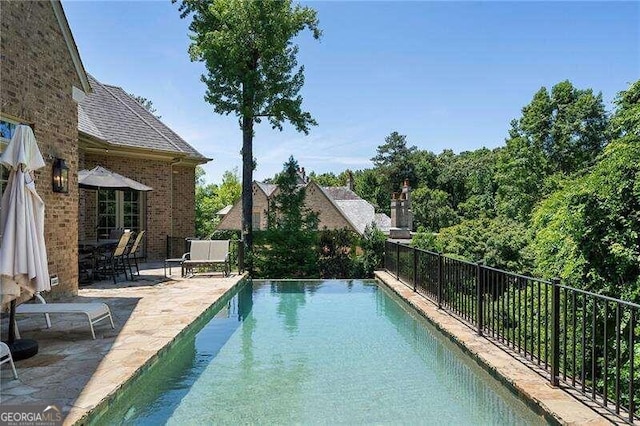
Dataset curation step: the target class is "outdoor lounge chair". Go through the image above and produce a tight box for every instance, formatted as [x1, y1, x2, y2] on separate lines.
[0, 341, 18, 379]
[181, 240, 230, 277]
[14, 295, 115, 340]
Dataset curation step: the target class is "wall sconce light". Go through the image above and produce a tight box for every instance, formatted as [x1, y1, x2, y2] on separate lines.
[52, 158, 69, 193]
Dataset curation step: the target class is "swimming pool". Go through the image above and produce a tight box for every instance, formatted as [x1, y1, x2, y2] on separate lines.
[96, 280, 546, 424]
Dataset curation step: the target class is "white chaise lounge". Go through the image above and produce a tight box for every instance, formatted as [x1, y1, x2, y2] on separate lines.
[15, 297, 115, 340]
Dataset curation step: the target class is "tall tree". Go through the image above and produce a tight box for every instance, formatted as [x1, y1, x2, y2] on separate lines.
[371, 131, 417, 197]
[256, 156, 319, 278]
[495, 81, 608, 221]
[176, 0, 321, 271]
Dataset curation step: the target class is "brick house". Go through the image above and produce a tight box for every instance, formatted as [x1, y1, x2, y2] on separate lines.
[1, 1, 208, 298]
[1, 0, 91, 297]
[78, 74, 208, 261]
[216, 172, 391, 235]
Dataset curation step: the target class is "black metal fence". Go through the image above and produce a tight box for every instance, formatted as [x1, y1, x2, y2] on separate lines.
[165, 236, 199, 259]
[384, 241, 639, 422]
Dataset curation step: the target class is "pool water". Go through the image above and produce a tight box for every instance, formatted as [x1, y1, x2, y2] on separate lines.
[98, 280, 546, 425]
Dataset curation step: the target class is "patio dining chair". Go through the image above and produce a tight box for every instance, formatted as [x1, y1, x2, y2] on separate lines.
[97, 231, 132, 284]
[125, 230, 145, 278]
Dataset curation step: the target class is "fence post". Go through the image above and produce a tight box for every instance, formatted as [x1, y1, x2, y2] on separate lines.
[550, 277, 561, 387]
[476, 262, 484, 336]
[412, 247, 418, 292]
[396, 243, 400, 281]
[437, 253, 443, 309]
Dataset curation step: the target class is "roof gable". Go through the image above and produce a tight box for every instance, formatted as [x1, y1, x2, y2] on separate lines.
[51, 1, 91, 93]
[78, 74, 207, 161]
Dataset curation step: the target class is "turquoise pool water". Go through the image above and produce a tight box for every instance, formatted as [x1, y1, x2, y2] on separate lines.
[98, 280, 546, 425]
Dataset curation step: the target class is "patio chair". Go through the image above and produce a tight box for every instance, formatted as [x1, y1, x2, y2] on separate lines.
[96, 231, 132, 284]
[126, 230, 145, 278]
[0, 341, 18, 379]
[181, 240, 230, 277]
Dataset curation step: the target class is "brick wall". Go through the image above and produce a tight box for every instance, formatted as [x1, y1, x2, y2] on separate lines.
[1, 1, 84, 298]
[78, 153, 196, 260]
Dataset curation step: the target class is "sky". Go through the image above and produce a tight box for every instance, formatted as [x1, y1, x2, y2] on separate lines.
[62, 1, 639, 184]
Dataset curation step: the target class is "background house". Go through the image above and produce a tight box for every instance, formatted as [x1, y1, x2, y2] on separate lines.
[216, 176, 391, 235]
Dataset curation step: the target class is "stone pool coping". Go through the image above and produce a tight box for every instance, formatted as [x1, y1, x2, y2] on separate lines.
[0, 267, 246, 425]
[375, 271, 620, 425]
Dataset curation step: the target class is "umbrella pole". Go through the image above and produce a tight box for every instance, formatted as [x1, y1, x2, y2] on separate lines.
[8, 299, 16, 343]
[4, 299, 39, 360]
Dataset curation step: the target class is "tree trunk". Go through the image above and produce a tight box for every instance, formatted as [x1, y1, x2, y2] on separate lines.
[241, 113, 253, 273]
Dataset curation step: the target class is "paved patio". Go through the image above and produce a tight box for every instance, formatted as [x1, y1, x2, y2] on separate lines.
[0, 262, 245, 425]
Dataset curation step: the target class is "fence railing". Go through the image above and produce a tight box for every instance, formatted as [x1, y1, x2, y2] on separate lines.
[384, 241, 639, 423]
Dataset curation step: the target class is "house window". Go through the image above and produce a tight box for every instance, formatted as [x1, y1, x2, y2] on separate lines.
[0, 119, 17, 143]
[252, 212, 261, 230]
[97, 189, 145, 239]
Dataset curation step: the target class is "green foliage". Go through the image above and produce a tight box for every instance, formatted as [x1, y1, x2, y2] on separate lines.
[253, 157, 319, 278]
[178, 0, 321, 131]
[307, 171, 347, 187]
[411, 226, 440, 252]
[609, 79, 640, 139]
[317, 229, 359, 278]
[352, 168, 388, 213]
[412, 187, 459, 231]
[531, 138, 640, 301]
[495, 81, 609, 221]
[195, 168, 241, 238]
[413, 217, 534, 274]
[177, 0, 321, 259]
[370, 131, 417, 214]
[357, 223, 387, 277]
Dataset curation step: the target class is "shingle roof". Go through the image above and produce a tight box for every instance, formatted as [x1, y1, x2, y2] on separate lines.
[256, 182, 277, 196]
[78, 74, 205, 160]
[322, 186, 361, 201]
[374, 213, 391, 233]
[319, 185, 391, 235]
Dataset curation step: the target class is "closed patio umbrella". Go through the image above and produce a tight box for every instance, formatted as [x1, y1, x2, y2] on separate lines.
[0, 125, 50, 359]
[78, 166, 152, 191]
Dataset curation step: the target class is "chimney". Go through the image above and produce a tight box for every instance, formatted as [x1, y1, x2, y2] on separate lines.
[347, 170, 354, 191]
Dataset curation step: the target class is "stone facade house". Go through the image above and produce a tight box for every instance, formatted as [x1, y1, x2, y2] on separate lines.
[216, 174, 391, 235]
[1, 1, 208, 298]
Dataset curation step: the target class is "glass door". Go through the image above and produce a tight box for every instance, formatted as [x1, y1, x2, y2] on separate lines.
[97, 189, 145, 240]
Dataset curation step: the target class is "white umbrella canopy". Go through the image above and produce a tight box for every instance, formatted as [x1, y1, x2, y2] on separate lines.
[0, 125, 50, 305]
[78, 166, 152, 191]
